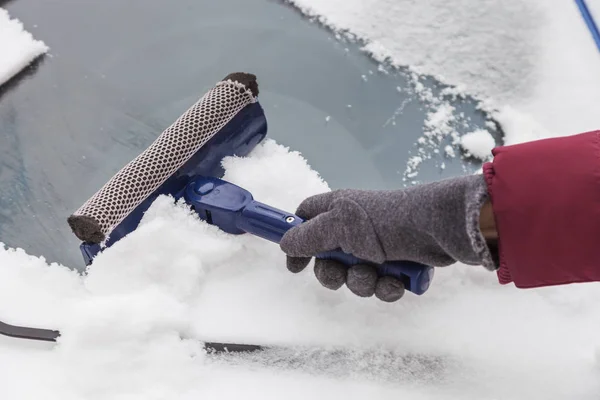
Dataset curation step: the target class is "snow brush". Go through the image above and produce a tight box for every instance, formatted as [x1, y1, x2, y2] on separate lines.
[66, 72, 433, 295]
[0, 72, 433, 345]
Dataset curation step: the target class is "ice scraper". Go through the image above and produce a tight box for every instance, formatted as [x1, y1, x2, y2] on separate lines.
[0, 72, 433, 345]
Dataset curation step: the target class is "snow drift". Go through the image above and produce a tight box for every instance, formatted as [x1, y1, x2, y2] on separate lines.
[1, 140, 600, 399]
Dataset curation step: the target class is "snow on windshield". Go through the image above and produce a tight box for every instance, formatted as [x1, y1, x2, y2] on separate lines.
[0, 9, 47, 86]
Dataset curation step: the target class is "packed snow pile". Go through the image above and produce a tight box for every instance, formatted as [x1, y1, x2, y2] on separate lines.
[0, 8, 48, 87]
[460, 130, 495, 160]
[1, 140, 600, 399]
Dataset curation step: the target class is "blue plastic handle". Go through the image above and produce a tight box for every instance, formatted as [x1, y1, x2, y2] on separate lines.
[185, 176, 434, 295]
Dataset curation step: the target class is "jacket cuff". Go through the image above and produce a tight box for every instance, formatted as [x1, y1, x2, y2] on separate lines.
[482, 163, 511, 283]
[465, 174, 499, 272]
[482, 130, 600, 288]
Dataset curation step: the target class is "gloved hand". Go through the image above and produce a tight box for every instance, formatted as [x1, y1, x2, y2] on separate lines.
[279, 174, 497, 302]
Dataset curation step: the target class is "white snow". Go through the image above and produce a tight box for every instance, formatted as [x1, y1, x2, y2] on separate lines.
[289, 0, 600, 145]
[0, 8, 48, 87]
[444, 145, 455, 158]
[2, 1, 600, 399]
[1, 140, 600, 399]
[460, 130, 495, 160]
[424, 104, 456, 139]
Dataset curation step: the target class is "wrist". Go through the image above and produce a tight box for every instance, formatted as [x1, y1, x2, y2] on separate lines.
[460, 175, 499, 271]
[479, 200, 498, 240]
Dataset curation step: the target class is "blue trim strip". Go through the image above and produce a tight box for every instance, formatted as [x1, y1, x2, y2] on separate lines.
[575, 0, 600, 52]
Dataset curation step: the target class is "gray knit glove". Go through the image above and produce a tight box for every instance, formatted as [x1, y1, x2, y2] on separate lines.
[279, 174, 497, 302]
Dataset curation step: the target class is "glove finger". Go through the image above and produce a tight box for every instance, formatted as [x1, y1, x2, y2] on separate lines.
[286, 256, 312, 273]
[346, 264, 378, 298]
[295, 191, 340, 220]
[375, 276, 405, 302]
[314, 259, 347, 290]
[280, 210, 342, 258]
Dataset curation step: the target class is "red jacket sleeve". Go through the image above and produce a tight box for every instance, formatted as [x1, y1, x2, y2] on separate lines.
[483, 130, 600, 288]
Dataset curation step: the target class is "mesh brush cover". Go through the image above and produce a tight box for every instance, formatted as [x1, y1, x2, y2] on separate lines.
[68, 72, 259, 244]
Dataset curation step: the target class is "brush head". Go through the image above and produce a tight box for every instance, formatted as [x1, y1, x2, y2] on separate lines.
[68, 72, 267, 251]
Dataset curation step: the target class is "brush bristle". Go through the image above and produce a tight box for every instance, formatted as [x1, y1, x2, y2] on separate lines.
[67, 215, 105, 243]
[222, 72, 259, 97]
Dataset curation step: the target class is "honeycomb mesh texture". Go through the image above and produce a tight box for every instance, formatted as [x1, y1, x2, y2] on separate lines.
[72, 80, 256, 238]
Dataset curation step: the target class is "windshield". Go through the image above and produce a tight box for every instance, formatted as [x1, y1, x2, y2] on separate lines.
[0, 0, 499, 268]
